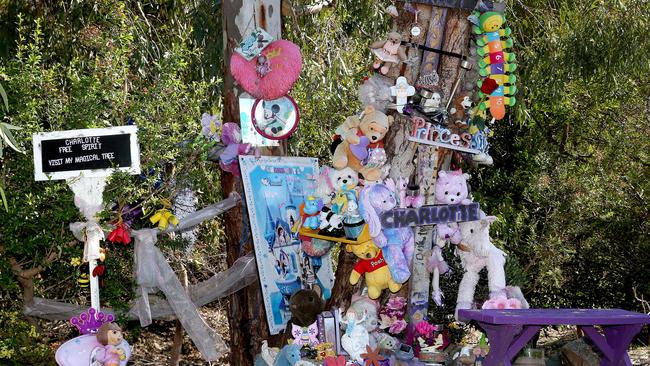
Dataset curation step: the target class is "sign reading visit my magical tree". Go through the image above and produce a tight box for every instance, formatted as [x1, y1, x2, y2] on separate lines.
[33, 126, 140, 181]
[32, 126, 141, 312]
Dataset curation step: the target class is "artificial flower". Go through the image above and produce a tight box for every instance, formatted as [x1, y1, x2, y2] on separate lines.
[201, 113, 221, 142]
[386, 296, 406, 310]
[107, 223, 131, 244]
[415, 321, 437, 338]
[388, 319, 407, 335]
[70, 257, 82, 266]
[150, 208, 179, 230]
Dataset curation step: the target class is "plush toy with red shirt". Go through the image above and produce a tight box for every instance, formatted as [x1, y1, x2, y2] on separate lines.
[346, 240, 402, 299]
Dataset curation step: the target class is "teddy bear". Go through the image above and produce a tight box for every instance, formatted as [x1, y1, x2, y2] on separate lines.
[370, 31, 408, 75]
[434, 170, 472, 205]
[346, 240, 402, 300]
[315, 166, 360, 207]
[358, 183, 414, 284]
[332, 106, 393, 182]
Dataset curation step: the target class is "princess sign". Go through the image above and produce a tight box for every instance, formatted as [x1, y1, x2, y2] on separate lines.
[33, 126, 141, 181]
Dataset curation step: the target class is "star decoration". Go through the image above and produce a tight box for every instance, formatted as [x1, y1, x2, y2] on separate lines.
[361, 345, 385, 366]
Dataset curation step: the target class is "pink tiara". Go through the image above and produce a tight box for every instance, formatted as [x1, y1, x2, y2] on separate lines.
[70, 307, 114, 334]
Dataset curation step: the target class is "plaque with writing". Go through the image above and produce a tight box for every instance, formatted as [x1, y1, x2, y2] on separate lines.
[33, 126, 140, 181]
[380, 203, 481, 229]
[408, 0, 478, 10]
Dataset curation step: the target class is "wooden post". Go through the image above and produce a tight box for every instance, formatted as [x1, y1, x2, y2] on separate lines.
[222, 0, 283, 364]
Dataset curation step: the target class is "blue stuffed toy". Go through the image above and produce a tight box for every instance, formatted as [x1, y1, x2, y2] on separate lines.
[301, 196, 323, 230]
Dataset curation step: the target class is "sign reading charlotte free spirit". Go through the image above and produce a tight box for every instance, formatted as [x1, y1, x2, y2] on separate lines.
[381, 203, 481, 229]
[33, 126, 141, 181]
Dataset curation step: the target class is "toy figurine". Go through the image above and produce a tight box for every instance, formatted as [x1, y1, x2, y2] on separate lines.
[301, 196, 323, 230]
[370, 32, 407, 74]
[339, 307, 371, 364]
[92, 323, 127, 366]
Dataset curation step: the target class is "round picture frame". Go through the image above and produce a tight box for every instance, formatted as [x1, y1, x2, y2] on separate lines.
[251, 95, 300, 140]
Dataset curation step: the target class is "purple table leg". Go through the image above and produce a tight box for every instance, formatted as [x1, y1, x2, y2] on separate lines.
[506, 325, 542, 361]
[581, 324, 643, 366]
[479, 322, 522, 366]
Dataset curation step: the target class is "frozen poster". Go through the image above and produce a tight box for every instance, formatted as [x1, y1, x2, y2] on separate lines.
[240, 156, 335, 335]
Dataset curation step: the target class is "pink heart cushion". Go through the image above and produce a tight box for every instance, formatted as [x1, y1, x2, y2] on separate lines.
[230, 40, 302, 100]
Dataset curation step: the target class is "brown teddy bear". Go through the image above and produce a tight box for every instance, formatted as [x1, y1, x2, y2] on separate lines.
[332, 106, 393, 181]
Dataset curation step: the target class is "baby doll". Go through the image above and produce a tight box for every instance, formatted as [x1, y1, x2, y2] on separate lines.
[370, 31, 407, 74]
[94, 322, 126, 366]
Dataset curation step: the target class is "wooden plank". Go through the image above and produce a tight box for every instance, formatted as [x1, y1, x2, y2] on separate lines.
[385, 3, 433, 84]
[437, 8, 472, 103]
[408, 0, 478, 10]
[419, 7, 448, 78]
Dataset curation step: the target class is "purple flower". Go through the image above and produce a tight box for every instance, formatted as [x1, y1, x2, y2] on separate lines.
[201, 113, 221, 142]
[389, 319, 407, 335]
[386, 297, 407, 310]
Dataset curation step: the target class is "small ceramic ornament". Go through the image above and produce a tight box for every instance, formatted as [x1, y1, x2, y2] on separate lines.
[390, 77, 415, 113]
[370, 32, 407, 75]
[235, 28, 274, 61]
[339, 306, 371, 364]
[56, 308, 131, 366]
[291, 320, 319, 347]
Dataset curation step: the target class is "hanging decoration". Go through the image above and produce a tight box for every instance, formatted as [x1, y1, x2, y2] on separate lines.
[251, 95, 301, 140]
[471, 10, 517, 120]
[230, 39, 302, 100]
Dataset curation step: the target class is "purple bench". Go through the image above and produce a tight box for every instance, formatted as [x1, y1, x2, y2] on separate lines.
[458, 309, 650, 366]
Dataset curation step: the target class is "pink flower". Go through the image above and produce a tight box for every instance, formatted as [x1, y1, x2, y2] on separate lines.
[386, 297, 407, 310]
[389, 319, 407, 335]
[415, 321, 437, 337]
[507, 298, 522, 309]
[482, 295, 520, 310]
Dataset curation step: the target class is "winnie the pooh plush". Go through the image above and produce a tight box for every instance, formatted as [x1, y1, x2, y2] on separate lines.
[332, 106, 393, 182]
[346, 240, 402, 299]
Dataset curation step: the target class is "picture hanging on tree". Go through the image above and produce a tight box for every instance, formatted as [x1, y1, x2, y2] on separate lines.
[240, 156, 335, 335]
[251, 95, 300, 140]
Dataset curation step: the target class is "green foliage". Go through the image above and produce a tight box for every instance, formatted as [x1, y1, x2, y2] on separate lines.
[0, 1, 224, 359]
[0, 311, 53, 364]
[284, 0, 391, 161]
[475, 0, 650, 308]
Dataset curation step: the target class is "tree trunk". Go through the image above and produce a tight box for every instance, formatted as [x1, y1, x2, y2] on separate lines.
[222, 1, 283, 364]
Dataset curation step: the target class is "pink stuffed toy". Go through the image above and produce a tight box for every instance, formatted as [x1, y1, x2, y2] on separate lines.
[218, 123, 251, 176]
[230, 40, 302, 100]
[434, 170, 472, 205]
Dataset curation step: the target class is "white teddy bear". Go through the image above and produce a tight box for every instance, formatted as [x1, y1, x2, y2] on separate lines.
[315, 166, 359, 205]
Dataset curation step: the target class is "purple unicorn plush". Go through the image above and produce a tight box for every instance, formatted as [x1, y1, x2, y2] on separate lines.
[359, 184, 414, 284]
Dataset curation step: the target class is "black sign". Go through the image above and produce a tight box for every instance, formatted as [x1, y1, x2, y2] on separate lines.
[380, 203, 481, 229]
[40, 134, 132, 173]
[409, 0, 478, 10]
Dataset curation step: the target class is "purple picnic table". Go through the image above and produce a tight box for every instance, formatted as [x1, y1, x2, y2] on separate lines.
[458, 308, 650, 366]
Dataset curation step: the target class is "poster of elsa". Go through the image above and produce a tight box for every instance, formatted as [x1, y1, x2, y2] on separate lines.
[239, 156, 335, 335]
